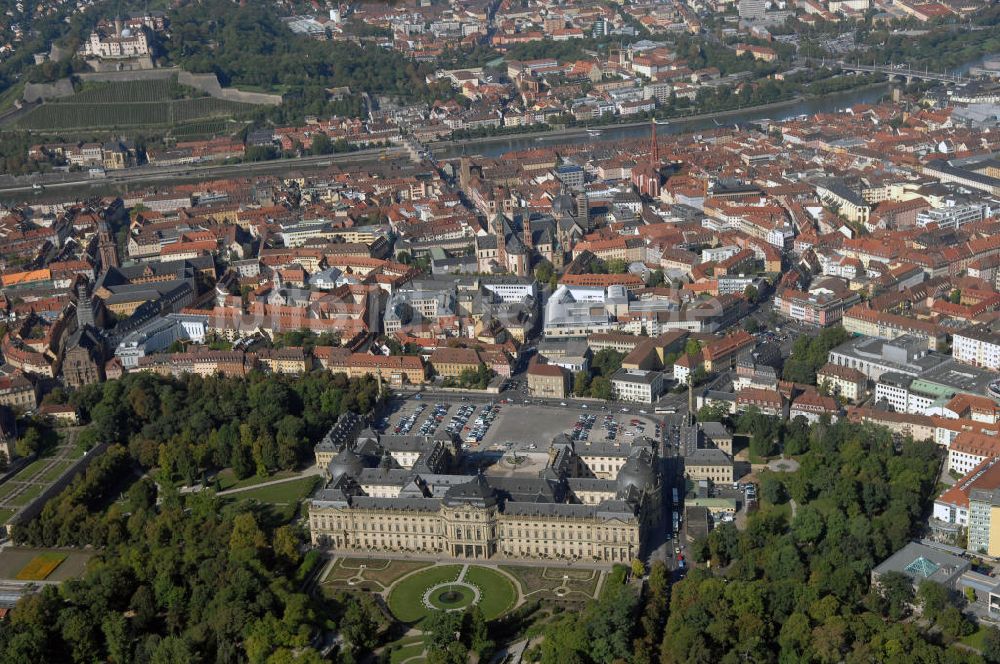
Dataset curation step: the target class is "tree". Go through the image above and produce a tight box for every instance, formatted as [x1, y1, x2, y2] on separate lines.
[102, 612, 131, 664]
[341, 596, 381, 658]
[949, 289, 962, 304]
[743, 284, 758, 303]
[760, 475, 787, 505]
[573, 371, 591, 397]
[591, 349, 625, 378]
[782, 326, 849, 383]
[150, 635, 194, 664]
[534, 260, 554, 285]
[590, 377, 613, 401]
[229, 512, 266, 558]
[878, 571, 915, 621]
[684, 339, 701, 357]
[310, 133, 333, 155]
[743, 317, 761, 334]
[467, 607, 494, 658]
[749, 430, 776, 459]
[791, 505, 824, 546]
[648, 269, 665, 287]
[983, 627, 1000, 664]
[707, 523, 740, 566]
[696, 402, 729, 422]
[936, 605, 972, 643]
[14, 426, 42, 458]
[272, 525, 301, 569]
[631, 558, 646, 578]
[605, 259, 629, 274]
[916, 580, 949, 623]
[778, 612, 812, 658]
[59, 606, 100, 663]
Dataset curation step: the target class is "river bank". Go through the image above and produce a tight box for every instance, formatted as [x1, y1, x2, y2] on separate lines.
[429, 85, 887, 152]
[0, 81, 894, 202]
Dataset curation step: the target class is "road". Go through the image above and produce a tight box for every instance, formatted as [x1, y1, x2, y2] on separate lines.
[0, 147, 409, 198]
[0, 80, 897, 200]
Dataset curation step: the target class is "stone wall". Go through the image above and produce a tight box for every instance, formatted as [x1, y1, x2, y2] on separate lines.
[22, 78, 75, 103]
[4, 442, 110, 536]
[29, 67, 283, 106]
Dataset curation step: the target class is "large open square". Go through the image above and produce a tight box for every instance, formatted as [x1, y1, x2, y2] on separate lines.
[380, 397, 661, 451]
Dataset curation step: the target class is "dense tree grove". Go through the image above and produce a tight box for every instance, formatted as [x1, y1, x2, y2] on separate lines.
[522, 419, 973, 663]
[670, 420, 973, 663]
[157, 0, 453, 123]
[2, 484, 337, 663]
[1, 370, 390, 662]
[782, 325, 849, 385]
[64, 370, 382, 486]
[852, 4, 1000, 70]
[0, 370, 991, 662]
[527, 564, 641, 664]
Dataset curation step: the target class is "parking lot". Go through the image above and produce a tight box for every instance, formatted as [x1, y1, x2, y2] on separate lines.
[380, 398, 662, 451]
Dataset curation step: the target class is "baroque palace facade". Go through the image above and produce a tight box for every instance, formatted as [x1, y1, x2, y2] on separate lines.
[307, 413, 662, 563]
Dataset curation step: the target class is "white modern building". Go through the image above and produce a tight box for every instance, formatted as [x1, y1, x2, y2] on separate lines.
[827, 335, 947, 381]
[953, 325, 1000, 371]
[915, 202, 990, 230]
[611, 369, 664, 404]
[114, 313, 207, 368]
[543, 285, 613, 338]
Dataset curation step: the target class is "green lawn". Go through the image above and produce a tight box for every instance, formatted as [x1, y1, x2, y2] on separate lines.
[960, 626, 988, 651]
[499, 565, 600, 600]
[389, 642, 425, 664]
[0, 81, 24, 109]
[216, 468, 297, 491]
[223, 476, 320, 522]
[321, 558, 432, 593]
[67, 442, 88, 460]
[387, 565, 463, 624]
[0, 508, 16, 523]
[463, 566, 517, 619]
[386, 565, 518, 624]
[6, 484, 44, 507]
[230, 476, 319, 503]
[19, 457, 54, 478]
[36, 461, 74, 484]
[0, 483, 19, 503]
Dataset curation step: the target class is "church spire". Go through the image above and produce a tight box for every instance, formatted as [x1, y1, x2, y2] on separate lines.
[650, 117, 659, 165]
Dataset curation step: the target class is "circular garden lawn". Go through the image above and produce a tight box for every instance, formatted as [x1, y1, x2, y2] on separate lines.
[427, 583, 477, 611]
[387, 564, 517, 624]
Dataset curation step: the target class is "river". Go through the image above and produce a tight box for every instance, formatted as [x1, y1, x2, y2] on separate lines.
[1, 81, 894, 203]
[434, 83, 892, 159]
